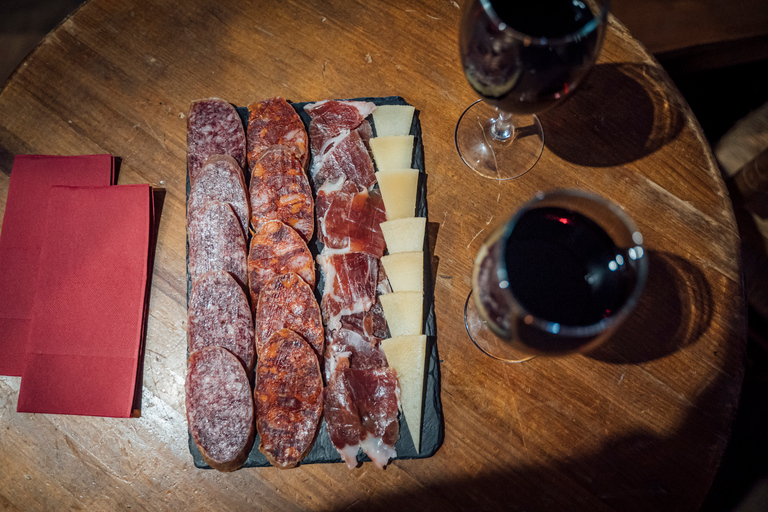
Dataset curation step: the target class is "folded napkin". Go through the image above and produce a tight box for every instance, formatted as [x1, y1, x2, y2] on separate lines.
[16, 184, 154, 418]
[0, 155, 115, 376]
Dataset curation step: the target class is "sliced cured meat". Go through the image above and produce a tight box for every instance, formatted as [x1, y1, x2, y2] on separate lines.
[187, 98, 246, 183]
[316, 178, 386, 257]
[254, 328, 323, 469]
[324, 364, 400, 470]
[188, 201, 248, 289]
[247, 97, 309, 169]
[248, 220, 315, 306]
[256, 273, 324, 359]
[187, 154, 250, 238]
[338, 300, 389, 342]
[305, 100, 376, 156]
[318, 252, 380, 331]
[311, 127, 376, 190]
[324, 327, 386, 382]
[186, 346, 254, 472]
[249, 146, 314, 243]
[188, 270, 255, 373]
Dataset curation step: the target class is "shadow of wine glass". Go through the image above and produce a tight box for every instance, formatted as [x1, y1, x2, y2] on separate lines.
[586, 250, 713, 364]
[539, 63, 685, 167]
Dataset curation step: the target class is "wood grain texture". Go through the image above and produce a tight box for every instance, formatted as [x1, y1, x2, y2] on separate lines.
[0, 0, 745, 510]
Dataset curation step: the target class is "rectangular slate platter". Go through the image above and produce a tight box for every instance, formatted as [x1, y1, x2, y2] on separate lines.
[186, 96, 443, 468]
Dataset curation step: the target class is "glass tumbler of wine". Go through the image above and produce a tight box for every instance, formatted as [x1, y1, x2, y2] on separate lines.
[464, 190, 648, 362]
[456, 0, 610, 179]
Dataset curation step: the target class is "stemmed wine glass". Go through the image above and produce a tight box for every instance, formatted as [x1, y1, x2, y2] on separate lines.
[456, 0, 610, 179]
[464, 190, 648, 362]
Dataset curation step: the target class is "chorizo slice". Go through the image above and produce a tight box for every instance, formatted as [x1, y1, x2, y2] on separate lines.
[188, 154, 250, 238]
[188, 201, 248, 289]
[187, 98, 246, 183]
[247, 97, 308, 169]
[256, 273, 324, 359]
[186, 346, 255, 472]
[247, 220, 315, 306]
[249, 146, 314, 243]
[254, 328, 323, 469]
[188, 270, 255, 373]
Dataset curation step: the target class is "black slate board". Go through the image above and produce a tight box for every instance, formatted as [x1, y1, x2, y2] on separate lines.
[186, 96, 443, 468]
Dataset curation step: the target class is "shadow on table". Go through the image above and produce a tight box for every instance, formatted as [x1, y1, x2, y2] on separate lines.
[345, 366, 740, 512]
[540, 63, 685, 167]
[587, 250, 713, 364]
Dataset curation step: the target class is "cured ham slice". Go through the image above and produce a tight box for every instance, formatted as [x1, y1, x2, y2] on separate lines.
[324, 327, 387, 381]
[249, 146, 314, 243]
[186, 346, 255, 472]
[255, 329, 323, 469]
[188, 201, 248, 289]
[256, 273, 324, 359]
[311, 126, 376, 190]
[318, 252, 381, 331]
[247, 97, 309, 170]
[187, 98, 246, 183]
[316, 178, 387, 258]
[247, 220, 315, 306]
[305, 100, 376, 156]
[324, 363, 400, 470]
[187, 154, 250, 238]
[188, 270, 255, 373]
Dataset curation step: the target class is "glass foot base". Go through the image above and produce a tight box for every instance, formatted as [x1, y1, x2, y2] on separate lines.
[464, 290, 536, 363]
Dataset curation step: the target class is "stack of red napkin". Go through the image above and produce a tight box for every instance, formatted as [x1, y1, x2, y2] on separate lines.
[0, 155, 155, 418]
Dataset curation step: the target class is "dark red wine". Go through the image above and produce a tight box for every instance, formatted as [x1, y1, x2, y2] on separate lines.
[504, 207, 638, 328]
[460, 0, 606, 114]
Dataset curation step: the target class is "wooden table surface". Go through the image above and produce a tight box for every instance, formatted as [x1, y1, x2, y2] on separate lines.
[0, 0, 746, 510]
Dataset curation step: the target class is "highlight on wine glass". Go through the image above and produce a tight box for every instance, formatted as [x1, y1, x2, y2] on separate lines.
[456, 0, 610, 180]
[464, 189, 648, 363]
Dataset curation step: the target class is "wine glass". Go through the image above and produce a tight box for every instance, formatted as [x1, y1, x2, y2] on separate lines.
[464, 190, 648, 362]
[456, 0, 610, 180]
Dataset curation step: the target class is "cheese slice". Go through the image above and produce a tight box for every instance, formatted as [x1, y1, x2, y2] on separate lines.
[381, 217, 426, 254]
[380, 291, 423, 336]
[381, 252, 423, 293]
[381, 334, 427, 452]
[370, 136, 414, 172]
[372, 105, 416, 137]
[376, 168, 418, 220]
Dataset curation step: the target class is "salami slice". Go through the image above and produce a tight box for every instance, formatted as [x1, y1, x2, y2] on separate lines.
[188, 270, 255, 373]
[247, 97, 309, 169]
[256, 273, 324, 359]
[186, 346, 255, 472]
[247, 220, 315, 306]
[187, 98, 246, 183]
[254, 328, 323, 469]
[249, 146, 314, 243]
[188, 154, 250, 238]
[188, 201, 248, 289]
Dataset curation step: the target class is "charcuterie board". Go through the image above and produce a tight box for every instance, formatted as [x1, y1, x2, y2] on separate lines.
[186, 96, 442, 468]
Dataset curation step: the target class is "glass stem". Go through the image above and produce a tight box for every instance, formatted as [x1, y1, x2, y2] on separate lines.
[491, 109, 514, 141]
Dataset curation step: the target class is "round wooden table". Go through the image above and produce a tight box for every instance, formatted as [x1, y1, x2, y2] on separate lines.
[0, 1, 746, 510]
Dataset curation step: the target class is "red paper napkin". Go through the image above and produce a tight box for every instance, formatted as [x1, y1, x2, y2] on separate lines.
[16, 184, 154, 418]
[0, 155, 115, 376]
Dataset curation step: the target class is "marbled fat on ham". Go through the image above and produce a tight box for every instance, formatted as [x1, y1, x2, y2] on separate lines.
[255, 329, 323, 469]
[187, 201, 248, 289]
[187, 98, 246, 183]
[187, 154, 250, 238]
[188, 270, 255, 373]
[186, 346, 255, 472]
[256, 273, 324, 359]
[249, 146, 314, 243]
[247, 97, 309, 169]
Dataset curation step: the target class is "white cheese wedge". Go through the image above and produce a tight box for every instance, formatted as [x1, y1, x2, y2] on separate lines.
[381, 252, 423, 293]
[381, 334, 427, 452]
[380, 217, 426, 254]
[370, 135, 414, 172]
[376, 168, 418, 220]
[380, 291, 423, 336]
[372, 105, 416, 137]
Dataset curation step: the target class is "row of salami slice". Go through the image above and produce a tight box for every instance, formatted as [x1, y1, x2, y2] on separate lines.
[185, 97, 323, 471]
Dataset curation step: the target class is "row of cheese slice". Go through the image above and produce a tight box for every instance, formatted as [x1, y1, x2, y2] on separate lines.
[368, 105, 428, 453]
